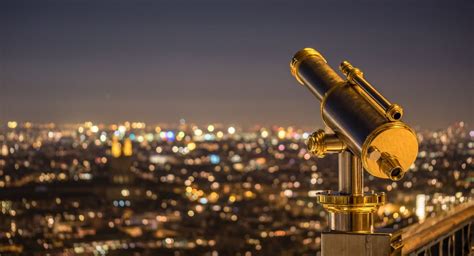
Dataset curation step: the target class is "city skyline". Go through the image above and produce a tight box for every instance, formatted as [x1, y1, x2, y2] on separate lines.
[0, 118, 471, 254]
[1, 0, 473, 129]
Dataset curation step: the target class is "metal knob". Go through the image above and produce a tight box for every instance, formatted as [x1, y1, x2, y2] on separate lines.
[307, 130, 346, 158]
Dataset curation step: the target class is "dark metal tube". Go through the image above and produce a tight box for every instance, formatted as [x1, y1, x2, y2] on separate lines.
[297, 57, 345, 100]
[321, 83, 386, 153]
[338, 151, 363, 195]
[290, 48, 345, 100]
[352, 75, 391, 111]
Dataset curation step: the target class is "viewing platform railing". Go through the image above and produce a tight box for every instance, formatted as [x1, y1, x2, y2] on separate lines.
[397, 201, 474, 255]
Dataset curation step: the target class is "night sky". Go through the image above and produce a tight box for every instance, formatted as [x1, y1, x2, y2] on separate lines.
[1, 0, 473, 129]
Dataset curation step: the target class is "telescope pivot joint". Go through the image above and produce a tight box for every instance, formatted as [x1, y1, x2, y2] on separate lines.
[307, 130, 346, 158]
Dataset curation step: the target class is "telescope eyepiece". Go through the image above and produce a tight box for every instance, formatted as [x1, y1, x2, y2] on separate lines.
[370, 148, 405, 181]
[390, 167, 403, 181]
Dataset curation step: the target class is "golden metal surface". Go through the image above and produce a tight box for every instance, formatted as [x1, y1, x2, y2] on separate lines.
[340, 61, 363, 82]
[338, 151, 363, 196]
[290, 48, 327, 85]
[361, 122, 418, 179]
[386, 104, 404, 121]
[340, 60, 404, 121]
[307, 130, 346, 158]
[318, 75, 387, 155]
[400, 201, 474, 254]
[317, 191, 386, 233]
[328, 212, 375, 234]
[290, 47, 419, 237]
[319, 82, 346, 129]
[316, 191, 386, 213]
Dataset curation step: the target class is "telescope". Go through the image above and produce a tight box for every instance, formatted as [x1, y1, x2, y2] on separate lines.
[290, 48, 418, 255]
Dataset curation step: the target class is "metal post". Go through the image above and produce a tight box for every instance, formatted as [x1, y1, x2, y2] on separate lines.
[321, 151, 391, 256]
[328, 151, 373, 233]
[338, 150, 363, 195]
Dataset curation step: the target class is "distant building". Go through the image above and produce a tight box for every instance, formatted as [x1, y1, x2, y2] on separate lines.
[109, 137, 134, 184]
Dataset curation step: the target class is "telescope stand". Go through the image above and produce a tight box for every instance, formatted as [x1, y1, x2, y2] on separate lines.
[290, 48, 417, 255]
[316, 151, 397, 255]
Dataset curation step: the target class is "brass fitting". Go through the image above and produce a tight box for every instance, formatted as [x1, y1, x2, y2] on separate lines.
[367, 146, 405, 181]
[316, 191, 386, 233]
[386, 104, 404, 121]
[340, 61, 363, 82]
[378, 152, 404, 181]
[316, 191, 386, 213]
[307, 130, 346, 158]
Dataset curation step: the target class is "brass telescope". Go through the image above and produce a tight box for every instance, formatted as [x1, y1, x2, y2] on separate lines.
[291, 48, 418, 181]
[290, 48, 419, 255]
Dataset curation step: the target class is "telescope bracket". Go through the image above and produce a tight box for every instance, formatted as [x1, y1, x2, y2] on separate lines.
[307, 130, 387, 233]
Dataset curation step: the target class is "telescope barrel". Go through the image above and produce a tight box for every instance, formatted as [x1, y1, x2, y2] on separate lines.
[290, 48, 418, 180]
[290, 48, 345, 100]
